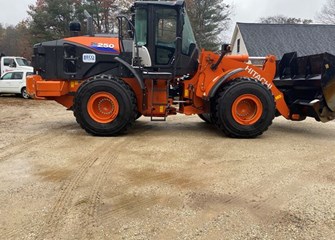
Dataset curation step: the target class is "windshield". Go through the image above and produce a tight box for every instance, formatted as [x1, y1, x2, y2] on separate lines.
[15, 58, 30, 67]
[182, 11, 197, 55]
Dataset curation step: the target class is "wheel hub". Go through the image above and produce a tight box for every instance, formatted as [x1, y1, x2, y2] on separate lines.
[232, 94, 263, 125]
[98, 98, 115, 115]
[87, 92, 119, 123]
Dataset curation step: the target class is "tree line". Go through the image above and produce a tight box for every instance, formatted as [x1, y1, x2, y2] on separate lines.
[0, 0, 230, 59]
[0, 0, 334, 60]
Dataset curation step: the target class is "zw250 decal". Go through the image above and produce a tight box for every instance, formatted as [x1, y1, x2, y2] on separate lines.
[90, 42, 118, 53]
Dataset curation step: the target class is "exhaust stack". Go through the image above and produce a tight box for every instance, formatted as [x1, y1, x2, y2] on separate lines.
[84, 10, 95, 37]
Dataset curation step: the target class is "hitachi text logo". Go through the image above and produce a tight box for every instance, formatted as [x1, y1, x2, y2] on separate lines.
[245, 66, 273, 89]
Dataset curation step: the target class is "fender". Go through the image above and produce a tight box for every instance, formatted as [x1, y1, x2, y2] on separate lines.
[114, 57, 145, 90]
[207, 68, 245, 98]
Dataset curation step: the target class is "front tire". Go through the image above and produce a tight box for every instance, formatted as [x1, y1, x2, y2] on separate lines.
[213, 78, 275, 138]
[73, 75, 137, 136]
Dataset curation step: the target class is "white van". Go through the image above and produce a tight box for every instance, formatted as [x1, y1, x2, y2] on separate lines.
[0, 70, 33, 98]
[0, 56, 33, 76]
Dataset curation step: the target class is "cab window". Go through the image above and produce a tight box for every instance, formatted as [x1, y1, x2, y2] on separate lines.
[135, 8, 147, 46]
[182, 12, 197, 56]
[155, 8, 177, 65]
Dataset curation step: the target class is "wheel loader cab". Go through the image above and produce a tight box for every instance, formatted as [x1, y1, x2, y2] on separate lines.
[133, 0, 199, 76]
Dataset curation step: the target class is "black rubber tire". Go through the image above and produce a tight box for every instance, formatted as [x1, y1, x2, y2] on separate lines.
[198, 113, 212, 123]
[73, 75, 137, 136]
[212, 78, 275, 138]
[21, 87, 29, 99]
[135, 112, 142, 120]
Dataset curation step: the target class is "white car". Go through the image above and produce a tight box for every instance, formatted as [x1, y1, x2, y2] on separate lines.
[0, 70, 33, 99]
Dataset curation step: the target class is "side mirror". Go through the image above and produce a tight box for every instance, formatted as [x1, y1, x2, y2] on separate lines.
[222, 44, 232, 53]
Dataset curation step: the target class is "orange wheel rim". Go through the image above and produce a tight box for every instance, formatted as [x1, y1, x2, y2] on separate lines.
[232, 94, 263, 125]
[87, 92, 119, 123]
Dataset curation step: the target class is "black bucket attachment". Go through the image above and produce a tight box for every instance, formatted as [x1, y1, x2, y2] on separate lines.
[274, 52, 335, 122]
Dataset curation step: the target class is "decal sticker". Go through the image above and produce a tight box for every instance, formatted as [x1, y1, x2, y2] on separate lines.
[83, 53, 96, 63]
[90, 42, 118, 53]
[245, 66, 273, 89]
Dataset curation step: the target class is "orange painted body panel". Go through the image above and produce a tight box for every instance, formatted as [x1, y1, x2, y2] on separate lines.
[64, 36, 120, 54]
[27, 75, 80, 109]
[182, 51, 290, 119]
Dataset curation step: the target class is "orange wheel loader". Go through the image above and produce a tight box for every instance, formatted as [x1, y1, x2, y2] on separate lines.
[27, 0, 335, 138]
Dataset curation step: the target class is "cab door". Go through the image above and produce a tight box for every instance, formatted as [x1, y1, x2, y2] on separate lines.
[154, 8, 177, 66]
[147, 7, 178, 70]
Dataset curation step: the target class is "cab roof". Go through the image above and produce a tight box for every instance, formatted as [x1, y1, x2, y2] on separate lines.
[134, 0, 185, 8]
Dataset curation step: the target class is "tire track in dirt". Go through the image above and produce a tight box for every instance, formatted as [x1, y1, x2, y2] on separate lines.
[38, 125, 156, 239]
[2, 155, 97, 240]
[78, 141, 127, 239]
[1, 122, 155, 239]
[0, 132, 82, 239]
[77, 126, 160, 238]
[1, 222, 38, 240]
[98, 168, 206, 222]
[0, 123, 75, 162]
[37, 155, 100, 240]
[34, 136, 124, 239]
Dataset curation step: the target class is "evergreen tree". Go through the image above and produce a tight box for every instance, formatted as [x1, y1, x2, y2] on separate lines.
[28, 0, 75, 42]
[28, 0, 132, 42]
[185, 0, 231, 50]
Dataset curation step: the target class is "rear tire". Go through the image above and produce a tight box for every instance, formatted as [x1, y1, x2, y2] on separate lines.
[21, 87, 29, 99]
[135, 112, 142, 120]
[198, 114, 212, 123]
[213, 78, 275, 138]
[73, 75, 137, 136]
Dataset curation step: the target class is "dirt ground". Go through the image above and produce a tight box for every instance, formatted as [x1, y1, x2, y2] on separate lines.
[0, 96, 334, 240]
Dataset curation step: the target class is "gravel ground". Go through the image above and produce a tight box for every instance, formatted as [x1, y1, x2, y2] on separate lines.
[0, 96, 334, 240]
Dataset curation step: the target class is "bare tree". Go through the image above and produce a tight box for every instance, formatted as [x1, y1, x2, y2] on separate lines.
[0, 22, 32, 59]
[260, 15, 312, 24]
[316, 0, 335, 24]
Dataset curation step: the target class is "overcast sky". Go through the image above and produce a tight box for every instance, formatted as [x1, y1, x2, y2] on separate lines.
[226, 0, 327, 23]
[0, 0, 328, 27]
